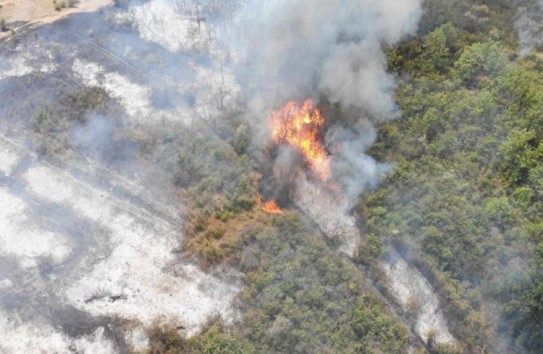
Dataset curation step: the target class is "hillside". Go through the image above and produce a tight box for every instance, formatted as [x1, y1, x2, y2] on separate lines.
[0, 0, 541, 353]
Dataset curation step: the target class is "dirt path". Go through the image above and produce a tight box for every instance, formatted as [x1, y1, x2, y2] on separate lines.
[0, 0, 112, 38]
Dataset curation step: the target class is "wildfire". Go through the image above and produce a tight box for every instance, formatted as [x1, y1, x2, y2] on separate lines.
[262, 199, 284, 214]
[270, 99, 331, 180]
[258, 194, 284, 214]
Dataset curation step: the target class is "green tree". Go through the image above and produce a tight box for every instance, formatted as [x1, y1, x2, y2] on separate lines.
[498, 129, 543, 184]
[421, 26, 451, 73]
[455, 42, 508, 85]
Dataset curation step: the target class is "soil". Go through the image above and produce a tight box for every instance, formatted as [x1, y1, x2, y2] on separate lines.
[0, 0, 112, 37]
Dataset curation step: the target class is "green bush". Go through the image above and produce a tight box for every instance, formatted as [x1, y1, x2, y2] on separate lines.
[206, 227, 225, 240]
[236, 215, 410, 353]
[205, 243, 224, 263]
[52, 0, 77, 11]
[455, 42, 508, 85]
[145, 325, 253, 354]
[199, 327, 255, 354]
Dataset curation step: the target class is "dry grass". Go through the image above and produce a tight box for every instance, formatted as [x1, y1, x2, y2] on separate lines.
[184, 197, 285, 269]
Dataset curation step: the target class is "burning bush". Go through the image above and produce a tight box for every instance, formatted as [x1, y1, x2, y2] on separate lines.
[269, 99, 331, 181]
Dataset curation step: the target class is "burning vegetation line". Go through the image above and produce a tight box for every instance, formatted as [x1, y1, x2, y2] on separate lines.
[262, 199, 284, 214]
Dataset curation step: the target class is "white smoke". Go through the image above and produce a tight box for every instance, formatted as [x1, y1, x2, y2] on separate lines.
[516, 3, 543, 57]
[229, 0, 422, 254]
[232, 0, 421, 196]
[233, 0, 420, 115]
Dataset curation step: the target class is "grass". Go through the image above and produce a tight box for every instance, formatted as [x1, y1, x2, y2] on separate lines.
[53, 0, 78, 11]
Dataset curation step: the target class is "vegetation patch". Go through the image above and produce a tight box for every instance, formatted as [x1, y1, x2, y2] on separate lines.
[361, 1, 543, 351]
[53, 0, 78, 12]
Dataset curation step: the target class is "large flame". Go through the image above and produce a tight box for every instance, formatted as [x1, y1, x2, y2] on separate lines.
[270, 99, 331, 180]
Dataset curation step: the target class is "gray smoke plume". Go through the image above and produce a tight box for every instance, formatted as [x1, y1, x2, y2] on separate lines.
[231, 0, 421, 200]
[233, 0, 420, 112]
[516, 2, 543, 57]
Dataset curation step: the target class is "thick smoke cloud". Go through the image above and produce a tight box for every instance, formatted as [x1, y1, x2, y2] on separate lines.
[232, 0, 421, 200]
[233, 0, 420, 114]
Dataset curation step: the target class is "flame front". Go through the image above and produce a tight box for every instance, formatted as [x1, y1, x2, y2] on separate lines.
[262, 199, 284, 214]
[270, 99, 331, 180]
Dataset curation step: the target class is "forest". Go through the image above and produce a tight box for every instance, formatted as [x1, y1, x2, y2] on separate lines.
[147, 0, 543, 353]
[0, 0, 542, 353]
[170, 0, 543, 353]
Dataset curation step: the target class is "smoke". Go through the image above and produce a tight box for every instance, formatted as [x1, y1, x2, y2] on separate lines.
[73, 115, 118, 162]
[233, 0, 420, 112]
[515, 2, 543, 57]
[231, 0, 421, 202]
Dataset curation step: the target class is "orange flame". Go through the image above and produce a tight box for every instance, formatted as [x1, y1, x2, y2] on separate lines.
[258, 194, 284, 214]
[270, 99, 331, 180]
[262, 199, 284, 214]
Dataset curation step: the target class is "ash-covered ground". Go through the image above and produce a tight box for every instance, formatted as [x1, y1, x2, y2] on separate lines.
[0, 1, 244, 352]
